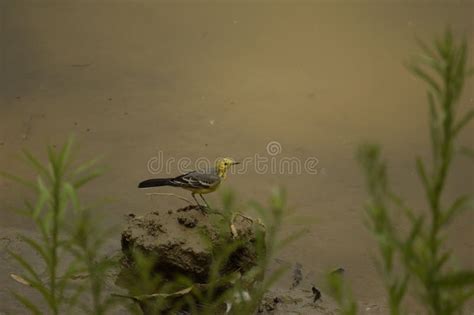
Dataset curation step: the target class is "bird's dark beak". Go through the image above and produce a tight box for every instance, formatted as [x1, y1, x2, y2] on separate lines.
[233, 161, 240, 165]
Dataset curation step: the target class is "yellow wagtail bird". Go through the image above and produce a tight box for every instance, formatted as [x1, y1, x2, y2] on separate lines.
[138, 157, 239, 208]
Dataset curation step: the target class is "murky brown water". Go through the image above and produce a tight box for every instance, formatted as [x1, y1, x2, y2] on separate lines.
[1, 1, 473, 314]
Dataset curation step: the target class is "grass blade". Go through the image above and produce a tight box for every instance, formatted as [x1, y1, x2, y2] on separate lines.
[11, 291, 43, 315]
[19, 235, 50, 265]
[0, 171, 37, 191]
[23, 150, 52, 182]
[453, 109, 474, 136]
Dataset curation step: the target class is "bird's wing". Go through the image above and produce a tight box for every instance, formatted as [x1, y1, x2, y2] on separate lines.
[171, 171, 220, 189]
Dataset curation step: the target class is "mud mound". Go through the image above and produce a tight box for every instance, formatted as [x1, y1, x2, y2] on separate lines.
[120, 205, 261, 282]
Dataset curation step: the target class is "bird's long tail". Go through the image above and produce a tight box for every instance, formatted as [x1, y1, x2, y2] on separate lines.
[138, 178, 173, 188]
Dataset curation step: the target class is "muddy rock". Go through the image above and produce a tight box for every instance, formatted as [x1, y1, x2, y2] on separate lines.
[120, 205, 261, 282]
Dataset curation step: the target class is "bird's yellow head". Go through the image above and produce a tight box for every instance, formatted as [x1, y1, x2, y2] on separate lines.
[216, 157, 239, 179]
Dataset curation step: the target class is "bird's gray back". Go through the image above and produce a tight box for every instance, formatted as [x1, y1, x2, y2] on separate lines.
[170, 168, 220, 189]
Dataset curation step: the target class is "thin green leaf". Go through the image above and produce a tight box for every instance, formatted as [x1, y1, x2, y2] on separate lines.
[436, 29, 452, 60]
[23, 150, 52, 181]
[459, 146, 474, 159]
[396, 274, 409, 302]
[33, 177, 50, 219]
[415, 157, 431, 198]
[408, 64, 441, 95]
[47, 145, 59, 179]
[418, 55, 444, 78]
[435, 250, 451, 272]
[442, 195, 473, 225]
[23, 200, 49, 241]
[42, 209, 54, 237]
[11, 273, 52, 308]
[8, 250, 42, 285]
[63, 182, 80, 211]
[0, 170, 37, 191]
[73, 156, 102, 176]
[416, 36, 437, 59]
[58, 137, 74, 174]
[438, 270, 474, 287]
[73, 170, 102, 189]
[11, 291, 43, 315]
[453, 109, 474, 136]
[406, 215, 423, 246]
[19, 235, 49, 265]
[454, 39, 467, 78]
[428, 93, 441, 166]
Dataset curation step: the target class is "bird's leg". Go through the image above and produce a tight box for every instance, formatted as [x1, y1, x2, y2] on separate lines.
[192, 193, 208, 215]
[199, 194, 211, 209]
[191, 193, 202, 207]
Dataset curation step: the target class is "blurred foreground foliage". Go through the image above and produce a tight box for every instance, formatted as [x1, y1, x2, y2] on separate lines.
[328, 30, 474, 315]
[0, 138, 115, 315]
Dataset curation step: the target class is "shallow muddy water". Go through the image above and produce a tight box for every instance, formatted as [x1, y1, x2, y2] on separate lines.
[1, 1, 473, 314]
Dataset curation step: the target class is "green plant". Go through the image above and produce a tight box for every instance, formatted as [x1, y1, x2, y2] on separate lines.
[326, 271, 357, 315]
[66, 206, 119, 314]
[1, 138, 108, 314]
[329, 29, 474, 314]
